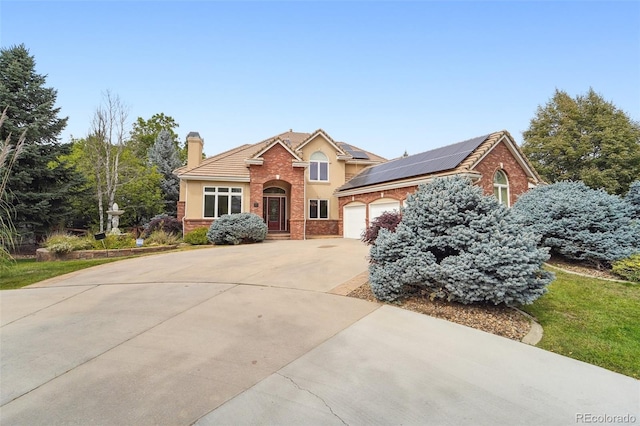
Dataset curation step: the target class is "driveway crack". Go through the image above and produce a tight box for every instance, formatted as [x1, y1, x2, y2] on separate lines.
[276, 372, 348, 425]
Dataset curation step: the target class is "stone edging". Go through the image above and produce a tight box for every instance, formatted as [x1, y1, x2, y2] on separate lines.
[512, 307, 543, 345]
[544, 262, 631, 283]
[36, 245, 178, 262]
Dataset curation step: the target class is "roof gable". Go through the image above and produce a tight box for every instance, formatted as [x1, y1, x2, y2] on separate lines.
[295, 129, 347, 157]
[250, 137, 303, 162]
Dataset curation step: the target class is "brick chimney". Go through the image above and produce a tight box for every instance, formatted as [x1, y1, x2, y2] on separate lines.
[186, 132, 203, 169]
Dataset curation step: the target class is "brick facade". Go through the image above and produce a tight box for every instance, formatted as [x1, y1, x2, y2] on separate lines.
[249, 143, 306, 240]
[472, 141, 530, 205]
[306, 220, 339, 236]
[183, 219, 213, 234]
[177, 201, 185, 222]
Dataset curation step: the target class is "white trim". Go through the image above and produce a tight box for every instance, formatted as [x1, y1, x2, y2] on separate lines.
[244, 158, 264, 166]
[493, 170, 510, 207]
[470, 135, 539, 182]
[296, 129, 347, 156]
[345, 159, 381, 165]
[251, 138, 303, 161]
[203, 186, 244, 219]
[179, 175, 250, 182]
[309, 151, 330, 182]
[308, 199, 329, 219]
[292, 161, 310, 168]
[335, 172, 482, 197]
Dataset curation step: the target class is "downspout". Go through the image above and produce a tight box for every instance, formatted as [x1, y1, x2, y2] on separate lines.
[303, 174, 307, 240]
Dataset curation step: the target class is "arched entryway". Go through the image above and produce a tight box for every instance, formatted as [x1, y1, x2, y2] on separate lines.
[263, 184, 290, 231]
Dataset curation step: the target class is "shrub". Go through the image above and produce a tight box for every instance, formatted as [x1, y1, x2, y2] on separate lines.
[142, 214, 182, 238]
[183, 227, 210, 245]
[612, 254, 640, 283]
[369, 176, 553, 306]
[626, 180, 640, 219]
[44, 233, 93, 254]
[91, 234, 136, 250]
[207, 213, 267, 245]
[511, 181, 640, 267]
[361, 210, 402, 245]
[144, 230, 180, 246]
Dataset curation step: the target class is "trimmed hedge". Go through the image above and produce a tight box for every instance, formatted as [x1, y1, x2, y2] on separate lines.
[207, 213, 267, 245]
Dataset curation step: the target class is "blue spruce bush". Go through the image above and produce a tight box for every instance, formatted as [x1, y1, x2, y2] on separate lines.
[626, 180, 640, 219]
[511, 181, 640, 267]
[207, 213, 267, 245]
[369, 176, 553, 306]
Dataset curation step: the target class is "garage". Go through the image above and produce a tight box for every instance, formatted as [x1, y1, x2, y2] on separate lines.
[368, 199, 400, 225]
[343, 203, 366, 239]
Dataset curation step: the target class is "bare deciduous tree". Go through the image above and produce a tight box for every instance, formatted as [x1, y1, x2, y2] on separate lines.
[88, 91, 129, 232]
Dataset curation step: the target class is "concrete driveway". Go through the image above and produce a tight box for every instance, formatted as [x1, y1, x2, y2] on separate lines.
[1, 239, 638, 425]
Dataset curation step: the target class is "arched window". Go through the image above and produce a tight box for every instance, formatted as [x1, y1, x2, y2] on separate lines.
[263, 187, 286, 194]
[309, 151, 329, 182]
[493, 170, 510, 206]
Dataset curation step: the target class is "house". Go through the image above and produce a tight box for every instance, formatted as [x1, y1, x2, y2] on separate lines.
[335, 130, 542, 238]
[174, 129, 386, 239]
[175, 129, 542, 240]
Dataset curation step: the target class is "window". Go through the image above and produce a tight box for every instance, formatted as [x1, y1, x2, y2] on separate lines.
[309, 199, 329, 219]
[204, 187, 242, 218]
[493, 170, 510, 207]
[309, 151, 329, 181]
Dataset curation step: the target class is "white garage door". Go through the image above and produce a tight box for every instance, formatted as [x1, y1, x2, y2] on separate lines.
[343, 203, 366, 239]
[368, 200, 400, 225]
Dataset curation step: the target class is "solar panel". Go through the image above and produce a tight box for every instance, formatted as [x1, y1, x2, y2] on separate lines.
[338, 142, 370, 160]
[339, 134, 489, 191]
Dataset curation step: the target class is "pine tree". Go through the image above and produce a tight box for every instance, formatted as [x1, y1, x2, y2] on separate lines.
[148, 129, 181, 215]
[0, 44, 84, 242]
[369, 176, 553, 306]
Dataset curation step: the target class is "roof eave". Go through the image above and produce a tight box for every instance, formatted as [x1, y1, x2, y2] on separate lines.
[335, 171, 482, 197]
[179, 175, 251, 182]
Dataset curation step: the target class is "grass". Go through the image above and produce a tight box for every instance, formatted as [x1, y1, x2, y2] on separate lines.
[522, 269, 640, 379]
[0, 258, 121, 290]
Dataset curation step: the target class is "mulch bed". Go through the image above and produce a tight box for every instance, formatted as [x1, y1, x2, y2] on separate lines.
[347, 257, 621, 342]
[545, 256, 621, 280]
[348, 283, 531, 341]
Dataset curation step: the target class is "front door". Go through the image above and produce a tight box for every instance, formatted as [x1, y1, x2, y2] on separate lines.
[263, 197, 286, 231]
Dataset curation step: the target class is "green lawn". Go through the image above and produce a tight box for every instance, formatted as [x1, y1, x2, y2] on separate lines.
[0, 258, 121, 290]
[522, 269, 640, 379]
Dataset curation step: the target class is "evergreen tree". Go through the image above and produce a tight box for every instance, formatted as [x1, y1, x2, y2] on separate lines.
[369, 176, 553, 306]
[626, 181, 640, 219]
[522, 88, 640, 195]
[512, 181, 640, 267]
[130, 113, 181, 159]
[0, 44, 85, 242]
[148, 129, 181, 215]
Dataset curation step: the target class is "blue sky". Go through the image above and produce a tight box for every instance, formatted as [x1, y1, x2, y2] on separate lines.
[1, 1, 639, 159]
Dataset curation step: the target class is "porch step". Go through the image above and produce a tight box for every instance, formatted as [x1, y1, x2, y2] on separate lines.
[265, 233, 291, 240]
